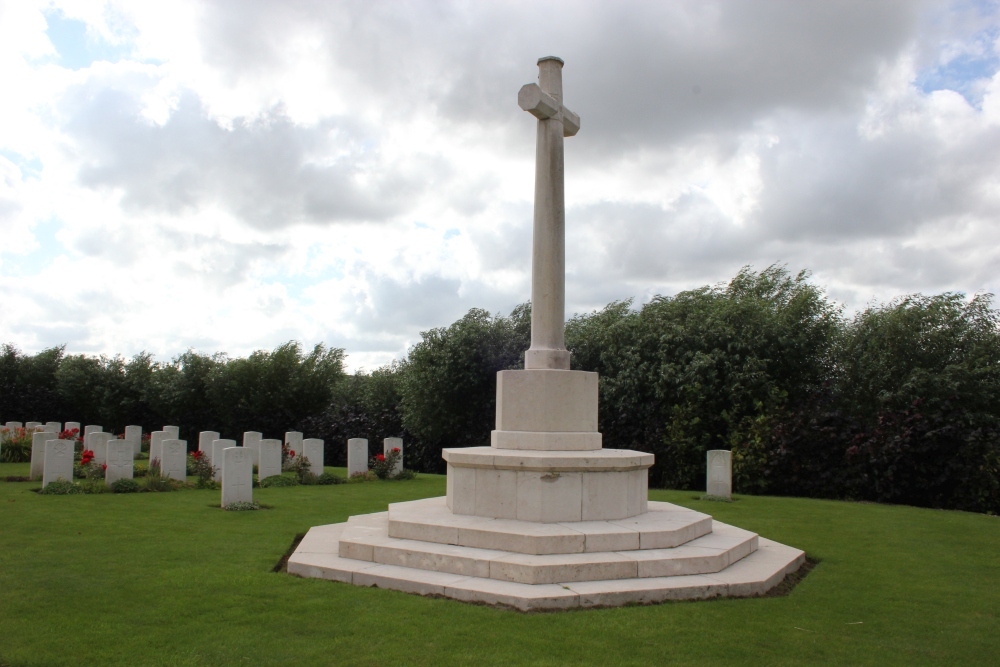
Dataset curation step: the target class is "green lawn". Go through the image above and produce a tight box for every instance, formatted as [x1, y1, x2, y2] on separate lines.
[1, 462, 997, 667]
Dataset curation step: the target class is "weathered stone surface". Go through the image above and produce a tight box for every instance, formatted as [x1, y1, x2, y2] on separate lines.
[243, 431, 262, 466]
[124, 425, 142, 456]
[198, 431, 220, 462]
[163, 425, 180, 439]
[31, 431, 59, 479]
[161, 439, 187, 481]
[348, 438, 368, 477]
[149, 430, 167, 467]
[105, 439, 134, 485]
[212, 440, 236, 482]
[706, 449, 732, 499]
[221, 447, 253, 507]
[42, 440, 73, 487]
[303, 438, 324, 471]
[494, 370, 598, 434]
[258, 439, 282, 481]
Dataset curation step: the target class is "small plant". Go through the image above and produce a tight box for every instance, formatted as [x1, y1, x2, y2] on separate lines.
[285, 454, 313, 484]
[188, 449, 216, 487]
[225, 501, 261, 511]
[111, 478, 141, 494]
[0, 427, 34, 463]
[316, 472, 344, 485]
[142, 468, 177, 492]
[39, 480, 83, 495]
[392, 469, 416, 481]
[348, 470, 378, 483]
[258, 474, 299, 488]
[4, 476, 31, 482]
[133, 463, 148, 478]
[74, 454, 105, 480]
[140, 433, 151, 452]
[369, 448, 403, 480]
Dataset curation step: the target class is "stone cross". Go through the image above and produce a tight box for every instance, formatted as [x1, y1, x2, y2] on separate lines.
[518, 56, 580, 370]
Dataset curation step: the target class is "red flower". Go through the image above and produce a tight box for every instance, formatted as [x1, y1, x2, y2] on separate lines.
[289, 450, 296, 457]
[391, 448, 400, 453]
[375, 454, 385, 461]
[191, 450, 203, 459]
[101, 464, 107, 470]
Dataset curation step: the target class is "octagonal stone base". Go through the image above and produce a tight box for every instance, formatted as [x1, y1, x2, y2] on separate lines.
[443, 447, 654, 523]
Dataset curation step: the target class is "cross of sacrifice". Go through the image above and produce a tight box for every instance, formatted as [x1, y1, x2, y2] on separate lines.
[518, 56, 580, 371]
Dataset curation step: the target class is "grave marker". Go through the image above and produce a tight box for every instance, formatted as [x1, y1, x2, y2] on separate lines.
[105, 440, 134, 485]
[198, 431, 221, 463]
[161, 439, 187, 481]
[30, 432, 59, 479]
[384, 437, 404, 475]
[42, 440, 74, 488]
[347, 438, 368, 477]
[86, 432, 112, 465]
[212, 440, 236, 481]
[43, 422, 61, 433]
[258, 439, 282, 481]
[5, 421, 23, 430]
[706, 450, 732, 499]
[284, 432, 303, 459]
[64, 421, 81, 434]
[149, 430, 168, 467]
[84, 425, 102, 436]
[243, 431, 262, 466]
[25, 421, 41, 429]
[221, 447, 253, 507]
[124, 425, 142, 456]
[163, 425, 180, 439]
[302, 439, 324, 472]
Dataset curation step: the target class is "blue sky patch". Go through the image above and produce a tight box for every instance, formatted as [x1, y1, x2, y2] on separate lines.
[44, 10, 132, 70]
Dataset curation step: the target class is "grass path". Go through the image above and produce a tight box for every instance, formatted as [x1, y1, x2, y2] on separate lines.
[1, 462, 997, 666]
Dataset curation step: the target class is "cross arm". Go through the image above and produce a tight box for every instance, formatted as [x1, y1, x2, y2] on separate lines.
[518, 83, 580, 137]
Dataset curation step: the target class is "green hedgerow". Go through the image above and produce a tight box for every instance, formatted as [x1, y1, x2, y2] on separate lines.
[39, 480, 83, 495]
[224, 501, 261, 511]
[258, 474, 299, 488]
[111, 478, 141, 494]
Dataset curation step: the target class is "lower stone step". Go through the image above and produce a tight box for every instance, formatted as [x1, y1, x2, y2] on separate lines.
[339, 514, 757, 584]
[288, 523, 805, 611]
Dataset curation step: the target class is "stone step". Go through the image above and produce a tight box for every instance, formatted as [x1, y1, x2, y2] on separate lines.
[288, 523, 803, 611]
[337, 514, 758, 585]
[387, 496, 713, 555]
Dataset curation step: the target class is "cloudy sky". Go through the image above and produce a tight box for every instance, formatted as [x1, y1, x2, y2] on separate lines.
[1, 1, 998, 371]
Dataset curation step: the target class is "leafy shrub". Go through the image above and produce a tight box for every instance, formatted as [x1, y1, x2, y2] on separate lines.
[78, 479, 112, 494]
[111, 478, 140, 493]
[225, 501, 261, 511]
[258, 474, 299, 488]
[392, 469, 416, 481]
[348, 470, 377, 483]
[370, 448, 401, 480]
[315, 472, 343, 485]
[142, 469, 178, 492]
[284, 455, 313, 484]
[0, 427, 35, 463]
[39, 480, 83, 495]
[133, 463, 148, 478]
[187, 450, 215, 486]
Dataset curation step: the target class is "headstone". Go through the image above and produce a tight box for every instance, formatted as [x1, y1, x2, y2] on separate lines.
[25, 421, 41, 429]
[84, 425, 102, 435]
[163, 425, 180, 439]
[258, 439, 282, 481]
[30, 432, 59, 479]
[284, 431, 303, 458]
[198, 431, 221, 463]
[706, 449, 733, 499]
[105, 440, 134, 485]
[161, 439, 187, 481]
[90, 432, 112, 465]
[221, 447, 253, 508]
[242, 431, 262, 466]
[302, 439, 324, 472]
[212, 440, 236, 482]
[347, 438, 368, 477]
[5, 421, 23, 430]
[124, 425, 142, 456]
[64, 421, 81, 434]
[149, 430, 168, 467]
[42, 440, 74, 487]
[384, 437, 404, 475]
[43, 422, 61, 433]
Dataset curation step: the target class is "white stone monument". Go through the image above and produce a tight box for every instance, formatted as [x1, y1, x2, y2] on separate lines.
[149, 430, 168, 466]
[258, 439, 282, 481]
[706, 449, 733, 499]
[25, 421, 41, 429]
[163, 425, 180, 439]
[43, 421, 61, 433]
[212, 439, 236, 481]
[64, 421, 81, 434]
[198, 431, 221, 462]
[161, 439, 187, 481]
[124, 425, 142, 456]
[384, 437, 404, 475]
[86, 432, 112, 465]
[302, 438, 324, 472]
[30, 431, 59, 479]
[5, 421, 23, 430]
[284, 431, 303, 458]
[221, 447, 253, 508]
[42, 440, 74, 488]
[243, 431, 262, 466]
[285, 57, 804, 609]
[84, 425, 102, 436]
[105, 440, 134, 486]
[347, 438, 368, 477]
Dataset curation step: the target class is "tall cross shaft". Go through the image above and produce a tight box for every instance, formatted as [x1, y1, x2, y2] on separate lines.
[519, 56, 580, 370]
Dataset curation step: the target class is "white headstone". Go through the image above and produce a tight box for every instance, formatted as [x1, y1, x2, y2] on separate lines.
[302, 438, 324, 472]
[86, 432, 112, 465]
[161, 439, 187, 481]
[105, 440, 134, 485]
[84, 425, 102, 436]
[258, 439, 282, 481]
[212, 440, 236, 482]
[25, 421, 41, 429]
[242, 431, 262, 466]
[30, 432, 59, 479]
[221, 447, 253, 508]
[384, 437, 404, 475]
[5, 421, 23, 430]
[124, 425, 142, 456]
[198, 431, 221, 462]
[163, 425, 180, 439]
[706, 449, 733, 499]
[284, 431, 303, 458]
[43, 421, 61, 433]
[347, 438, 368, 477]
[64, 421, 81, 434]
[149, 430, 168, 467]
[42, 440, 74, 487]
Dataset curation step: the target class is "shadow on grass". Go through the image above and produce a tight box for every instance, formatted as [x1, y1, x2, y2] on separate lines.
[273, 533, 306, 573]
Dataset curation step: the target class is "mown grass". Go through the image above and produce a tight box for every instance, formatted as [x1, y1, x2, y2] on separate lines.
[0, 461, 997, 666]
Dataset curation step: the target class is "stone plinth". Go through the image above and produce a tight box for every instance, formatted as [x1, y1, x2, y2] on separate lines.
[492, 370, 601, 451]
[444, 447, 651, 523]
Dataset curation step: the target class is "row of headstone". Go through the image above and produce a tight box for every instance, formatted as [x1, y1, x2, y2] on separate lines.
[346, 437, 404, 476]
[3, 421, 72, 433]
